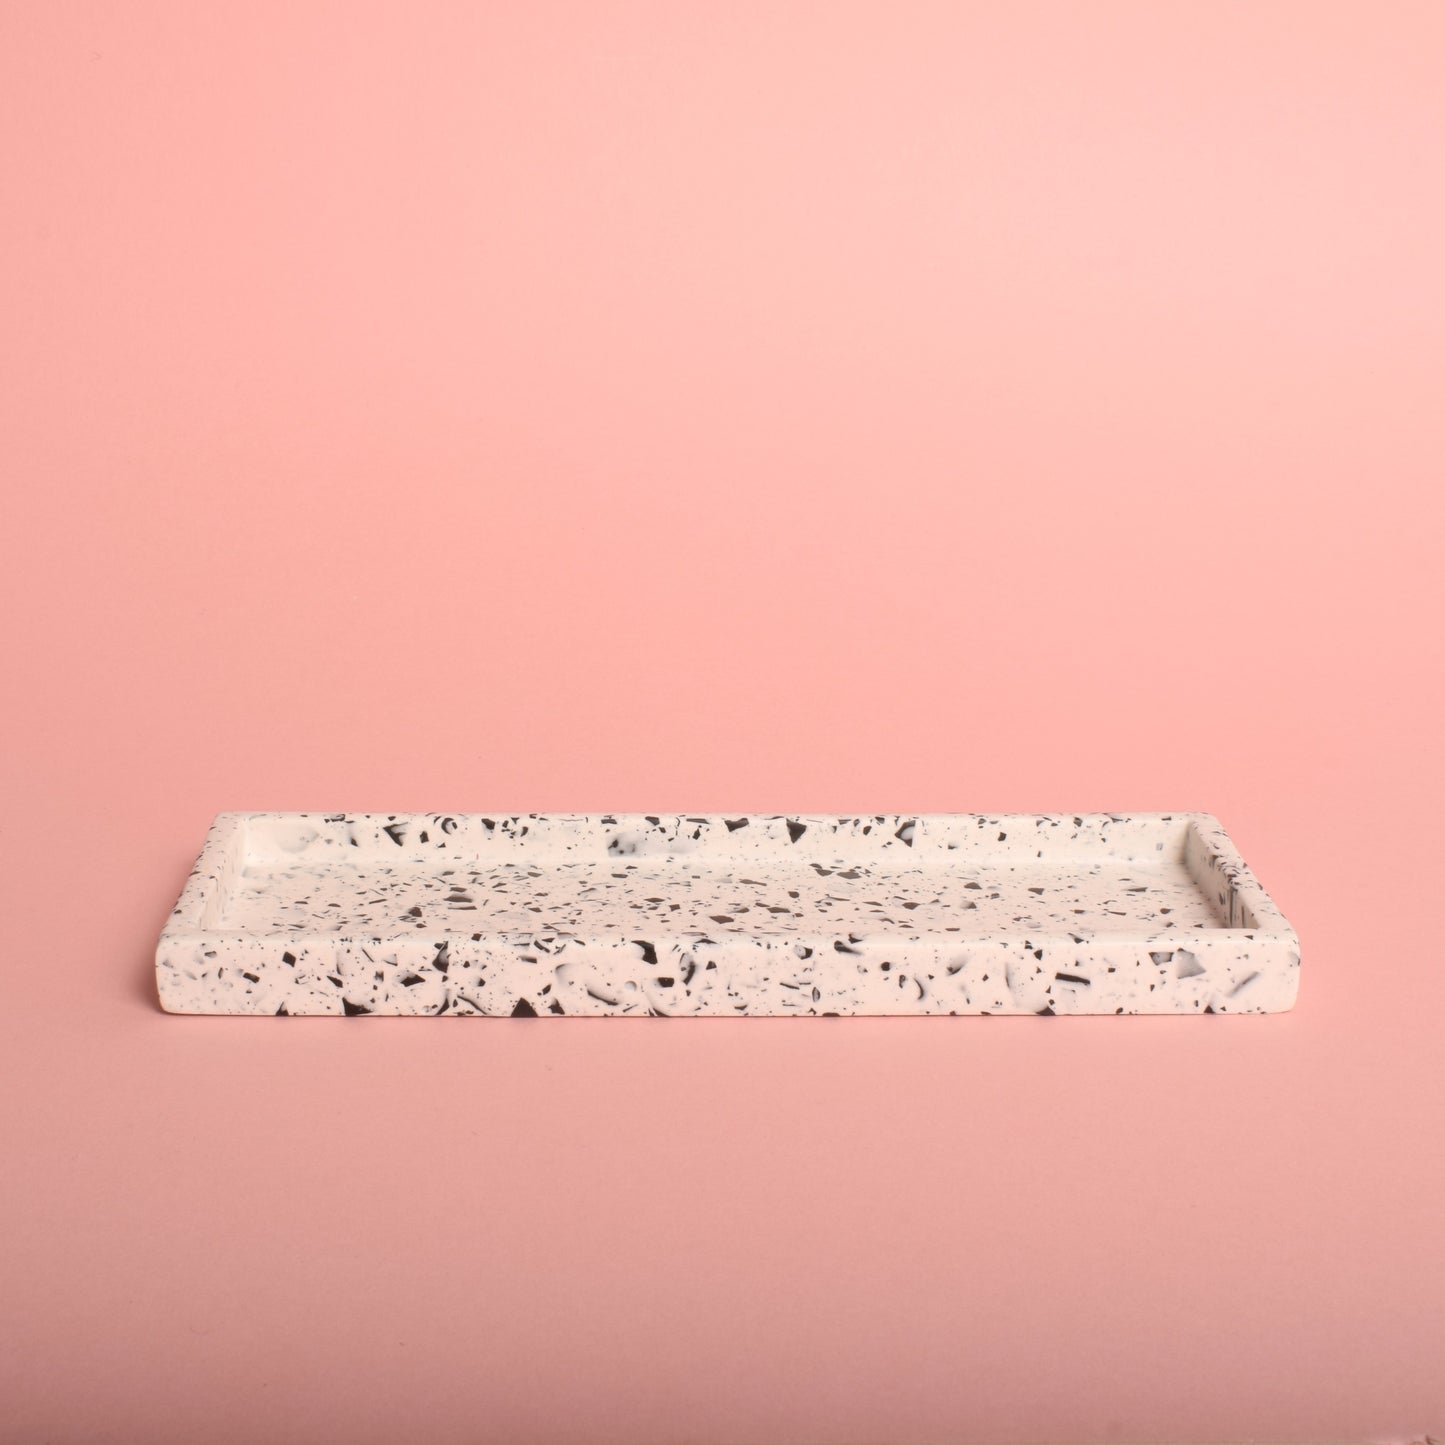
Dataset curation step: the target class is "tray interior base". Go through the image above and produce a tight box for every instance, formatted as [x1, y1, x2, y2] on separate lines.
[217, 853, 1228, 940]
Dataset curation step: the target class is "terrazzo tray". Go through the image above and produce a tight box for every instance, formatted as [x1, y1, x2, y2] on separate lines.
[156, 812, 1299, 1016]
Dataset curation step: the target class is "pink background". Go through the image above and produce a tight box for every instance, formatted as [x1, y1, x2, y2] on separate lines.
[3, 3, 1443, 1441]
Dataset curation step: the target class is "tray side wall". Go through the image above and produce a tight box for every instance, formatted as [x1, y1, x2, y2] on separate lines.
[1183, 814, 1298, 937]
[151, 930, 1299, 1017]
[156, 814, 249, 1011]
[236, 811, 1198, 864]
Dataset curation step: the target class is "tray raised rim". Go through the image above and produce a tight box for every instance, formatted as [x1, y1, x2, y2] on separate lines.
[162, 810, 1296, 945]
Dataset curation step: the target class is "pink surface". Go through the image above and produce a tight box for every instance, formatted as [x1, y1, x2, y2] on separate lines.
[2, 3, 1442, 1441]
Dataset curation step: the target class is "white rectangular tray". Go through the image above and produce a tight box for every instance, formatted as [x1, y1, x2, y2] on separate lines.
[156, 813, 1298, 1016]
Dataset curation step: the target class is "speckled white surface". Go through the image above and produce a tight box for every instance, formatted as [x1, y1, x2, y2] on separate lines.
[156, 813, 1299, 1015]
